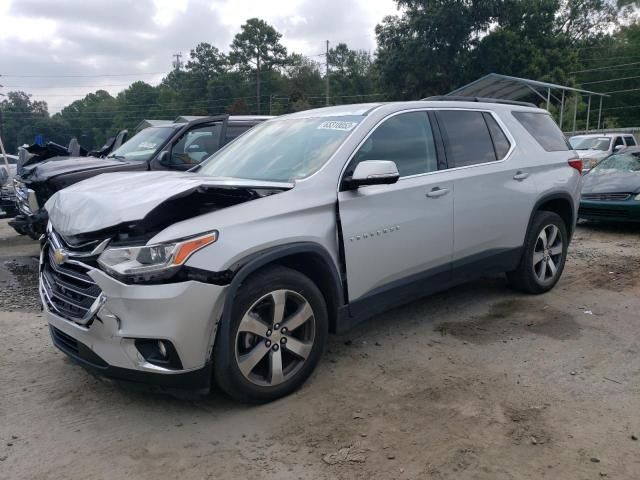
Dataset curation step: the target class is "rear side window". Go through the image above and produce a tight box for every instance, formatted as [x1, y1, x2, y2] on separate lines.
[483, 113, 511, 159]
[436, 110, 497, 167]
[512, 112, 569, 151]
[624, 136, 636, 147]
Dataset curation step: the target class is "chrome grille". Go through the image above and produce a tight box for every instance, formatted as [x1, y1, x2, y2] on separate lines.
[39, 231, 106, 325]
[581, 193, 632, 201]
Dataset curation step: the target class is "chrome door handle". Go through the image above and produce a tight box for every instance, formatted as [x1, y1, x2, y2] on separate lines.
[426, 187, 450, 198]
[513, 171, 529, 181]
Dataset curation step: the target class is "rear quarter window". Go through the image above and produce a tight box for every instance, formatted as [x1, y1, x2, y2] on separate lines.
[512, 111, 569, 152]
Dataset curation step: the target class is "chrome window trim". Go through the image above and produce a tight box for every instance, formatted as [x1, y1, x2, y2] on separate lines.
[337, 107, 518, 189]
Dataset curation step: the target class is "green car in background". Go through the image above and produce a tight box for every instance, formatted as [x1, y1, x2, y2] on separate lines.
[579, 147, 640, 222]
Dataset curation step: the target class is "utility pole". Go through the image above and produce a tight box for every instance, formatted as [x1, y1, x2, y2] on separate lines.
[0, 80, 8, 171]
[325, 40, 330, 106]
[172, 52, 183, 71]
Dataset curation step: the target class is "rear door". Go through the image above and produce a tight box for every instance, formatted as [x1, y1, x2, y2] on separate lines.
[338, 111, 454, 304]
[435, 109, 537, 275]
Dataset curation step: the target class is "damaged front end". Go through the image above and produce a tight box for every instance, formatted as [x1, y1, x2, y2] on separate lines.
[44, 171, 293, 285]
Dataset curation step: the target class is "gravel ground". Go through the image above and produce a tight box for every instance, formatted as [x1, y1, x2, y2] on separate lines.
[1, 219, 640, 479]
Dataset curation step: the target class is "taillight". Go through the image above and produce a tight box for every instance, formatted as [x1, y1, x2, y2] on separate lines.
[568, 158, 583, 174]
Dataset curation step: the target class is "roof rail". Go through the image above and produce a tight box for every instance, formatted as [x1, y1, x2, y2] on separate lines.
[422, 96, 537, 108]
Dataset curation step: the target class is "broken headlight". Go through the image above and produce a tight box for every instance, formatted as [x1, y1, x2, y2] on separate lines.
[98, 232, 218, 281]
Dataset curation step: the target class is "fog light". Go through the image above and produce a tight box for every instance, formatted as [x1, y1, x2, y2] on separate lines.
[158, 340, 167, 358]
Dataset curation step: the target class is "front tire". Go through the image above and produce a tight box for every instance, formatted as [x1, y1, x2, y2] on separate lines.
[213, 266, 328, 403]
[508, 211, 568, 294]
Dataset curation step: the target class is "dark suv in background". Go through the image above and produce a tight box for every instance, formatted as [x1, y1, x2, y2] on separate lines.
[11, 115, 271, 238]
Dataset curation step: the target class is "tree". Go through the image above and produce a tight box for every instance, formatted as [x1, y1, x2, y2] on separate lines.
[375, 1, 501, 99]
[327, 43, 375, 103]
[0, 91, 50, 152]
[229, 18, 288, 113]
[186, 42, 228, 80]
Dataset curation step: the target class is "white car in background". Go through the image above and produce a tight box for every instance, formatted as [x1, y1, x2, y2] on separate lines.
[0, 154, 18, 217]
[569, 133, 637, 172]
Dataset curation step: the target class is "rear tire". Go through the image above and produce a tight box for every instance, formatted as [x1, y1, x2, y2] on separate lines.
[213, 266, 328, 403]
[507, 211, 568, 294]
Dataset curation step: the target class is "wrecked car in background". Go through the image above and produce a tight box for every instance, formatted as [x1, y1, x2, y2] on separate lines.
[10, 115, 270, 238]
[0, 154, 18, 218]
[579, 147, 640, 222]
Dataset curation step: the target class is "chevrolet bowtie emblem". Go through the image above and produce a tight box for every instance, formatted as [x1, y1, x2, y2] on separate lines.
[53, 248, 68, 266]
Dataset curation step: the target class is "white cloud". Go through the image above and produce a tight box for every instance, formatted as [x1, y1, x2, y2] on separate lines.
[0, 0, 398, 112]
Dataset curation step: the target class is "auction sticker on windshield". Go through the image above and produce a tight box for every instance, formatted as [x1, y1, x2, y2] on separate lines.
[318, 121, 357, 131]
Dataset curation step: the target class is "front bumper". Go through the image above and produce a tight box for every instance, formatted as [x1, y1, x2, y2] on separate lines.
[579, 199, 640, 222]
[42, 266, 228, 390]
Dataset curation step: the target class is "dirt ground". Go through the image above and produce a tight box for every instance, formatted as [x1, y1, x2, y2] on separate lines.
[1, 218, 640, 480]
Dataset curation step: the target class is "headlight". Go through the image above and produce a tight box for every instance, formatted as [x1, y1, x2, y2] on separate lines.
[98, 231, 217, 281]
[635, 194, 640, 201]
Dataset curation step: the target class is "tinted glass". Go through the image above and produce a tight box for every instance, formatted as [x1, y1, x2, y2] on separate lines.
[350, 112, 437, 177]
[625, 136, 637, 146]
[170, 124, 222, 166]
[512, 112, 569, 151]
[437, 111, 496, 167]
[199, 116, 362, 182]
[613, 137, 625, 148]
[223, 124, 252, 145]
[108, 126, 175, 162]
[483, 113, 511, 159]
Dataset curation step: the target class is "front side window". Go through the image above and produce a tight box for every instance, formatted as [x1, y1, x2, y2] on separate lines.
[437, 110, 497, 167]
[170, 124, 223, 166]
[108, 126, 175, 162]
[512, 112, 569, 152]
[348, 112, 438, 177]
[614, 137, 625, 148]
[199, 116, 362, 182]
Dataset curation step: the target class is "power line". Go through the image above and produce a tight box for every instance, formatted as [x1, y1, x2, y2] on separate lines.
[571, 61, 640, 74]
[0, 72, 166, 78]
[603, 87, 640, 94]
[580, 74, 640, 85]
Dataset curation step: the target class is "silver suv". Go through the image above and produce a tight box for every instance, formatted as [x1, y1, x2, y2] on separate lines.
[41, 99, 581, 402]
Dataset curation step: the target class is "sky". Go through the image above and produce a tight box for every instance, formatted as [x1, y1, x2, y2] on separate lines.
[0, 0, 399, 112]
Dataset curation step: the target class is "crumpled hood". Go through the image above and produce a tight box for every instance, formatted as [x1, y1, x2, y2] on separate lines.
[45, 171, 294, 237]
[582, 170, 640, 194]
[21, 156, 128, 182]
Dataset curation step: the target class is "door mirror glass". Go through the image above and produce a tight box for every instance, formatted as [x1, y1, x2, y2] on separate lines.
[156, 150, 170, 166]
[344, 160, 400, 190]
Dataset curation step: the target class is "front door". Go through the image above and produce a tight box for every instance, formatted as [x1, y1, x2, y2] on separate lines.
[338, 111, 454, 307]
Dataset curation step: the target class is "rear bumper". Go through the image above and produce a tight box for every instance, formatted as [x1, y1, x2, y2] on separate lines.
[579, 200, 640, 222]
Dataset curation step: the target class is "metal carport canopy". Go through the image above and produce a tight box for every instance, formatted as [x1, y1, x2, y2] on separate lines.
[447, 73, 609, 132]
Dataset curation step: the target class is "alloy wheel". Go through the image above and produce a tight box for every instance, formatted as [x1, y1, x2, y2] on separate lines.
[234, 289, 316, 387]
[533, 224, 563, 284]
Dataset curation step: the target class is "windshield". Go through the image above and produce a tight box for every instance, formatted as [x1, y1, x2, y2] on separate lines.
[198, 116, 362, 181]
[592, 152, 640, 173]
[570, 137, 611, 151]
[108, 126, 175, 162]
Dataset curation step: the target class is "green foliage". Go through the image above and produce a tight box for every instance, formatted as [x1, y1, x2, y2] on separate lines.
[1, 5, 639, 153]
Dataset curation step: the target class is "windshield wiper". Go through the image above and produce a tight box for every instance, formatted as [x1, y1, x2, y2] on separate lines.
[107, 154, 127, 161]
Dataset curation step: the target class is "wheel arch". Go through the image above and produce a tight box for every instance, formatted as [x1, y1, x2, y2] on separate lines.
[222, 243, 345, 334]
[530, 192, 576, 240]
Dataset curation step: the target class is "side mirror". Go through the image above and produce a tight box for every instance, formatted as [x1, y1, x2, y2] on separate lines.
[343, 160, 400, 190]
[614, 145, 625, 152]
[156, 150, 170, 166]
